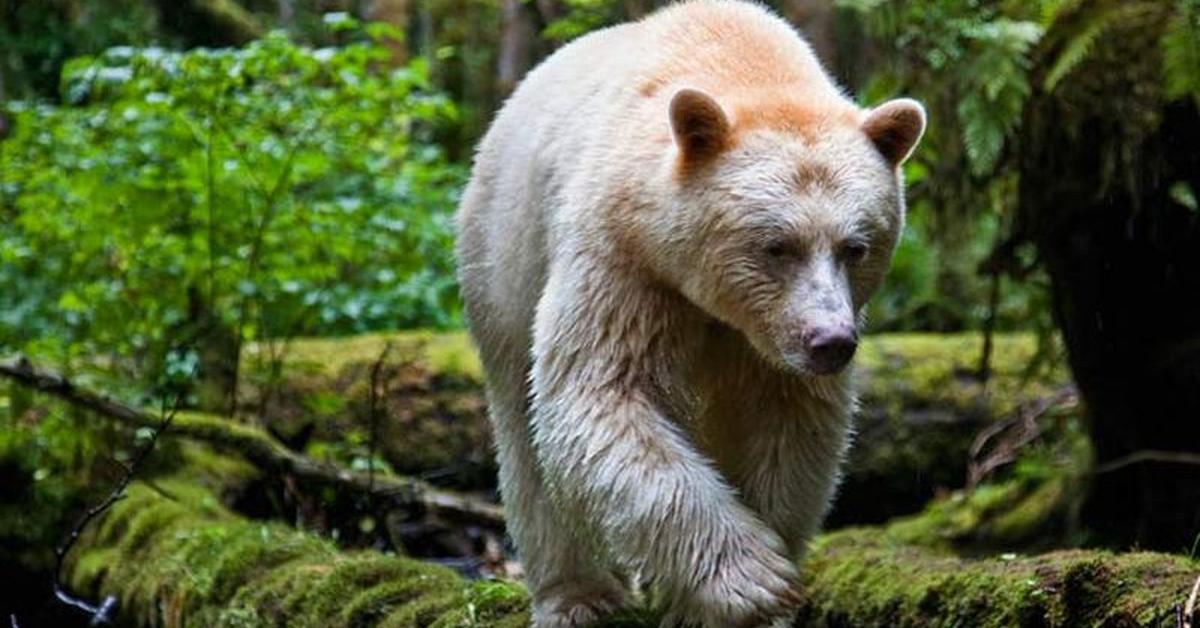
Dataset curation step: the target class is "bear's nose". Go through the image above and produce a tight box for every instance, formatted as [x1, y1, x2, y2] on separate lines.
[806, 327, 858, 375]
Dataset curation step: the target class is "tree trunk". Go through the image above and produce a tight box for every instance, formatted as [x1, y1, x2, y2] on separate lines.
[781, 0, 837, 72]
[182, 286, 241, 415]
[1018, 0, 1200, 551]
[497, 0, 535, 96]
[153, 0, 263, 47]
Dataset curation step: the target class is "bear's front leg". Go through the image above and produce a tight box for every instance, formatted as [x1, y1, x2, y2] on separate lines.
[529, 269, 802, 628]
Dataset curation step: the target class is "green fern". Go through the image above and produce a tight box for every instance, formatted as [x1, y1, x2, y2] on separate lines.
[1163, 0, 1200, 104]
[958, 19, 1040, 177]
[1043, 3, 1154, 92]
[1038, 0, 1082, 28]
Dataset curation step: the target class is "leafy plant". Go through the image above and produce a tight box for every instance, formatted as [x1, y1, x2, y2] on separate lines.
[0, 18, 464, 402]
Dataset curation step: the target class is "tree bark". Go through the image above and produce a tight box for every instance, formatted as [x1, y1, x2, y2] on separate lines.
[1018, 0, 1200, 551]
[497, 0, 535, 96]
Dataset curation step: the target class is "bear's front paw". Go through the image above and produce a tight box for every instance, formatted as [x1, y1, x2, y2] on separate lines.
[663, 538, 802, 628]
[531, 577, 630, 628]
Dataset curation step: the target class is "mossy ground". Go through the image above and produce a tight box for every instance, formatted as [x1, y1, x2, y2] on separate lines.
[7, 338, 1196, 628]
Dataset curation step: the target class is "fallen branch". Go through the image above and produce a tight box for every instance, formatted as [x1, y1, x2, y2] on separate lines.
[1093, 449, 1200, 475]
[966, 387, 1078, 488]
[0, 356, 504, 530]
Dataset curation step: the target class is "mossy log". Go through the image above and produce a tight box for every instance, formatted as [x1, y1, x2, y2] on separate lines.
[242, 331, 1069, 523]
[0, 356, 504, 530]
[800, 528, 1198, 628]
[64, 479, 536, 628]
[64, 471, 1197, 628]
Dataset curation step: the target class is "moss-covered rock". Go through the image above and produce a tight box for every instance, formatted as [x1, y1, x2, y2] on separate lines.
[875, 475, 1080, 554]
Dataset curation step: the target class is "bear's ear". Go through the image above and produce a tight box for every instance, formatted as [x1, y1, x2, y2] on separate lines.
[862, 98, 926, 166]
[670, 88, 731, 167]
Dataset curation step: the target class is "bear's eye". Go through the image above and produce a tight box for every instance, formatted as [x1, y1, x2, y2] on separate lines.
[840, 241, 869, 264]
[764, 240, 801, 260]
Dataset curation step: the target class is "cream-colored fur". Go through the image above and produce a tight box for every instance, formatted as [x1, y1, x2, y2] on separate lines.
[456, 1, 925, 626]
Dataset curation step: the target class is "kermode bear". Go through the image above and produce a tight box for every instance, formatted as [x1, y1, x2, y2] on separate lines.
[457, 1, 925, 625]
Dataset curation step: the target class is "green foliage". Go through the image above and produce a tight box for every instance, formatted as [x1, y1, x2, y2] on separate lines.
[542, 0, 624, 43]
[0, 0, 161, 98]
[838, 0, 1053, 332]
[1163, 0, 1200, 104]
[1, 22, 464, 389]
[841, 0, 1041, 177]
[957, 18, 1040, 176]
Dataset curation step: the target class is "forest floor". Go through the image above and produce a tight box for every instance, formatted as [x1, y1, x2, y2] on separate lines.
[3, 332, 1198, 627]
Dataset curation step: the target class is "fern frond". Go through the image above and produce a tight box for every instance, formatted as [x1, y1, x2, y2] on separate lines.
[1043, 3, 1155, 92]
[1039, 0, 1082, 28]
[1163, 1, 1200, 104]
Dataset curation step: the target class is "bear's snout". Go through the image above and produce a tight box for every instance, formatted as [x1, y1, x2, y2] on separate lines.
[805, 325, 858, 374]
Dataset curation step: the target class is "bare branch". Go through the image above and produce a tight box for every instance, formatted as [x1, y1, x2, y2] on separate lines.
[51, 362, 186, 625]
[367, 341, 396, 493]
[967, 387, 1078, 489]
[1094, 450, 1200, 475]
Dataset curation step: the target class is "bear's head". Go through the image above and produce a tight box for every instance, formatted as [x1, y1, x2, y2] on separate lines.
[650, 87, 925, 376]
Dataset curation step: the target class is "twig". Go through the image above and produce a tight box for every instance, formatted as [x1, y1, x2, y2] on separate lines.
[366, 341, 395, 493]
[51, 362, 185, 625]
[1093, 450, 1200, 475]
[1184, 573, 1199, 628]
[966, 387, 1078, 489]
[0, 355, 504, 529]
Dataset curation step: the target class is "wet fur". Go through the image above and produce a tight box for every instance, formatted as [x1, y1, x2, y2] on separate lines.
[456, 1, 923, 625]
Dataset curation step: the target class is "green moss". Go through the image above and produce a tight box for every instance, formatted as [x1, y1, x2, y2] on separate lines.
[245, 331, 482, 384]
[856, 332, 1067, 416]
[64, 479, 531, 627]
[799, 529, 1197, 627]
[878, 472, 1081, 554]
[52, 466, 1196, 628]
